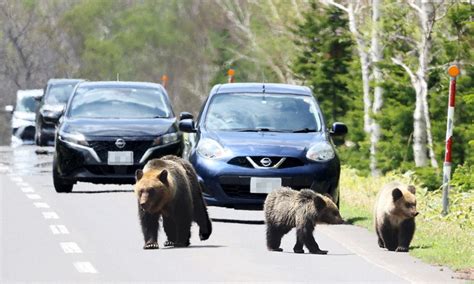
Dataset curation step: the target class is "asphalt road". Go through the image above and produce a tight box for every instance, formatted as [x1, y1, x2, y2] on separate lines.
[0, 145, 459, 283]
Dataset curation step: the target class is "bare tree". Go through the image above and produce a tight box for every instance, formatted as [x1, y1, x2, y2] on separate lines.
[211, 0, 306, 83]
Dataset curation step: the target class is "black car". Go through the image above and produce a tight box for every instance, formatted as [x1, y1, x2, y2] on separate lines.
[179, 83, 347, 208]
[53, 81, 183, 192]
[35, 79, 84, 146]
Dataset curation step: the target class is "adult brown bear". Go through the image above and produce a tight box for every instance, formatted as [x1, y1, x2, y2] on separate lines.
[374, 181, 418, 252]
[264, 187, 344, 254]
[134, 155, 212, 249]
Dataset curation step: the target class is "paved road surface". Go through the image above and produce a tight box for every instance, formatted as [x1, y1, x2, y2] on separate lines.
[0, 146, 459, 282]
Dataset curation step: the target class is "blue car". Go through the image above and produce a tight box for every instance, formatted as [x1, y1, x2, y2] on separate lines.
[179, 83, 347, 208]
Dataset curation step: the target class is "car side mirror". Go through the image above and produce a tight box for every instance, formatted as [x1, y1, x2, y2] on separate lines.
[43, 108, 65, 124]
[4, 105, 14, 113]
[330, 122, 348, 136]
[179, 112, 194, 120]
[179, 119, 196, 133]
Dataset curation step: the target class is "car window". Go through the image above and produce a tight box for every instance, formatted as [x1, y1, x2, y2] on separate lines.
[44, 83, 77, 105]
[16, 96, 38, 113]
[204, 93, 322, 132]
[68, 87, 172, 119]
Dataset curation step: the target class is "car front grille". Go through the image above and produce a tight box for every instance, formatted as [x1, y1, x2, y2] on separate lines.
[88, 140, 153, 163]
[227, 156, 304, 169]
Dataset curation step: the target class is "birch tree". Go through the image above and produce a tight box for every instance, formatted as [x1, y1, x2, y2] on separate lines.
[322, 0, 384, 176]
[391, 0, 448, 168]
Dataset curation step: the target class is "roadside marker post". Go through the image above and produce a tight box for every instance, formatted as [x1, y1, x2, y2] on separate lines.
[227, 69, 235, 83]
[442, 65, 460, 215]
[161, 75, 169, 89]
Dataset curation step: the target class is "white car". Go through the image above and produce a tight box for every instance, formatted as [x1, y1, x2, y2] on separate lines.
[5, 89, 43, 143]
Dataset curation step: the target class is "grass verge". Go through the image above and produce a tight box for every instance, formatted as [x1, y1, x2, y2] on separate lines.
[338, 166, 474, 275]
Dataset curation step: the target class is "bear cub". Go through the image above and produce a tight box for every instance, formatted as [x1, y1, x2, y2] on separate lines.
[134, 155, 212, 249]
[264, 187, 344, 254]
[374, 181, 418, 252]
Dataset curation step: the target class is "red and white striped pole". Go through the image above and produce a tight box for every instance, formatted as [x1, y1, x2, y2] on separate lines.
[227, 69, 235, 83]
[442, 65, 460, 215]
[161, 75, 169, 89]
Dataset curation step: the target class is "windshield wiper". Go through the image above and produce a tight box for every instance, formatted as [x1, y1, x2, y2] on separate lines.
[292, 128, 317, 133]
[234, 128, 275, 132]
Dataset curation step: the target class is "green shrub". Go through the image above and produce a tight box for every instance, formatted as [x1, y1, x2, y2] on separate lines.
[413, 167, 442, 191]
[451, 162, 474, 192]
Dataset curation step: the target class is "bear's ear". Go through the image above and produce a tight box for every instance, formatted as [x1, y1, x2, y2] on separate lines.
[314, 195, 327, 212]
[135, 169, 143, 182]
[407, 185, 416, 195]
[158, 169, 168, 185]
[323, 193, 334, 202]
[392, 188, 403, 201]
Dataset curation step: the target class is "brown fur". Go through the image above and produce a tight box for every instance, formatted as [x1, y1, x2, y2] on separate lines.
[134, 155, 211, 249]
[374, 181, 418, 252]
[264, 187, 344, 254]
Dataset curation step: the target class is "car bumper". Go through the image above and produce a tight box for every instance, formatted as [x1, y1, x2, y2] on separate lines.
[55, 139, 183, 184]
[191, 154, 340, 207]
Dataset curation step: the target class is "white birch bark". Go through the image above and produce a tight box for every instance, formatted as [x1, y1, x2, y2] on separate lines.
[322, 1, 372, 136]
[370, 0, 383, 176]
[393, 0, 439, 168]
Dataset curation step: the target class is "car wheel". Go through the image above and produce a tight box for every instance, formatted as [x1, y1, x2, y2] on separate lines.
[53, 158, 73, 193]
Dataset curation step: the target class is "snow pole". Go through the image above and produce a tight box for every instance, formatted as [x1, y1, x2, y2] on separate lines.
[442, 65, 460, 215]
[161, 75, 169, 89]
[227, 69, 235, 83]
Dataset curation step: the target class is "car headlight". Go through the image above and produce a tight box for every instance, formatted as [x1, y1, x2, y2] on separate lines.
[152, 132, 179, 146]
[58, 131, 88, 146]
[306, 142, 335, 162]
[197, 138, 227, 159]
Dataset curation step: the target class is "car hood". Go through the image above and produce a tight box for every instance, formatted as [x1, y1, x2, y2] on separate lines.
[61, 118, 177, 138]
[204, 130, 328, 156]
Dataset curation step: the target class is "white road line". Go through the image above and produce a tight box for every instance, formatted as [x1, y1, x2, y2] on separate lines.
[50, 225, 69, 235]
[21, 186, 35, 193]
[60, 242, 83, 254]
[42, 211, 59, 219]
[33, 202, 50, 208]
[26, 194, 41, 200]
[73, 262, 98, 274]
[17, 181, 29, 187]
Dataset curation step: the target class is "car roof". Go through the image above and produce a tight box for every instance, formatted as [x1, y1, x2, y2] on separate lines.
[47, 78, 84, 85]
[212, 83, 312, 96]
[76, 81, 164, 90]
[17, 89, 43, 98]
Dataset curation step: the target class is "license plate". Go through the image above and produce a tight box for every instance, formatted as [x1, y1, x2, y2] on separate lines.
[107, 151, 133, 165]
[250, 177, 282, 194]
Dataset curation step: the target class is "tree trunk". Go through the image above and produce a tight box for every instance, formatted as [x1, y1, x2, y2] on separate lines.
[370, 0, 383, 176]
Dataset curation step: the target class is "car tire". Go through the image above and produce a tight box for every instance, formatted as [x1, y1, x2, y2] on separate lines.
[53, 157, 73, 193]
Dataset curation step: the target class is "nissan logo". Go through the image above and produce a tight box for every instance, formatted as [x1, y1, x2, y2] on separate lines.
[115, 139, 126, 149]
[260, 157, 272, 167]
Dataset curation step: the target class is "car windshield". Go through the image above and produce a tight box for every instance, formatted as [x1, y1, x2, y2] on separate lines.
[204, 93, 322, 132]
[68, 87, 172, 119]
[16, 96, 38, 113]
[44, 83, 78, 105]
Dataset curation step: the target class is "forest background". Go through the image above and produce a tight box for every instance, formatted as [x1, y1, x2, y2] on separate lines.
[0, 0, 472, 191]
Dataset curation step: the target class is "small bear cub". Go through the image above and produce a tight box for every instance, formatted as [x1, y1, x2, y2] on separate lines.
[374, 181, 418, 252]
[264, 187, 344, 254]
